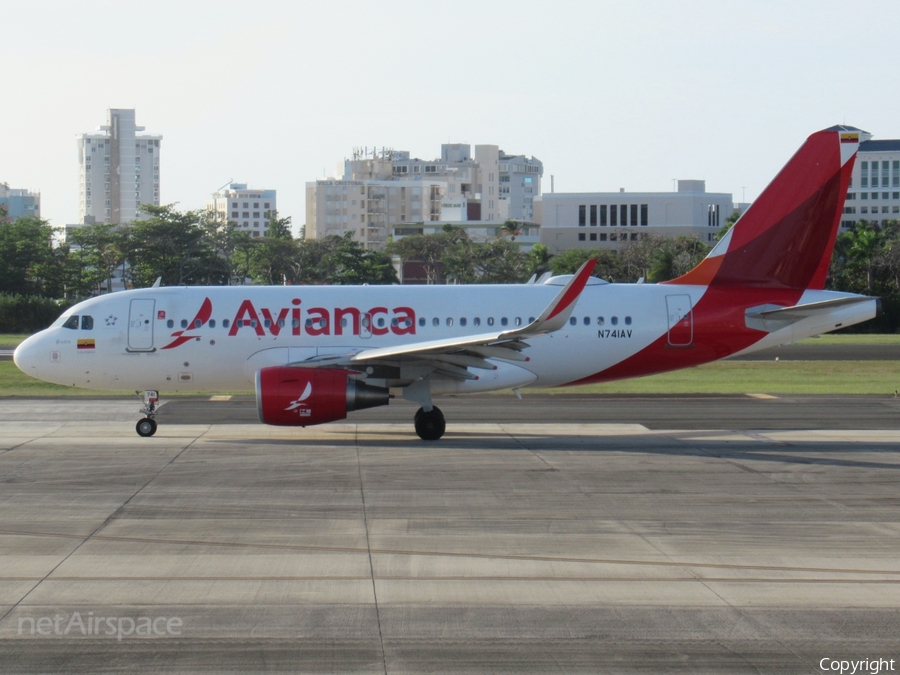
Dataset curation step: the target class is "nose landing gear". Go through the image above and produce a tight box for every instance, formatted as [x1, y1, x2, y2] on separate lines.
[136, 390, 159, 437]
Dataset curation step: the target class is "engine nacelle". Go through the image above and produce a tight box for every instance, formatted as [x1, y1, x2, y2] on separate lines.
[256, 367, 389, 427]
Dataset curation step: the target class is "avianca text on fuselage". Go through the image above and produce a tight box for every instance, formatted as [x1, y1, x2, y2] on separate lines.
[168, 298, 418, 344]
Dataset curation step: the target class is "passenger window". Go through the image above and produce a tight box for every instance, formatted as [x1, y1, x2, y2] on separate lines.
[195, 319, 202, 328]
[583, 316, 590, 325]
[529, 317, 535, 323]
[250, 320, 258, 328]
[611, 316, 618, 326]
[81, 316, 93, 330]
[474, 317, 481, 326]
[487, 317, 494, 326]
[432, 317, 439, 327]
[625, 316, 632, 325]
[418, 318, 426, 327]
[209, 319, 216, 328]
[597, 316, 605, 326]
[263, 319, 271, 328]
[223, 319, 231, 328]
[446, 318, 453, 327]
[460, 317, 467, 327]
[341, 318, 348, 328]
[391, 318, 399, 327]
[62, 315, 79, 330]
[167, 319, 174, 329]
[377, 317, 385, 328]
[276, 319, 283, 328]
[501, 317, 508, 326]
[181, 319, 188, 329]
[515, 317, 522, 326]
[569, 317, 576, 326]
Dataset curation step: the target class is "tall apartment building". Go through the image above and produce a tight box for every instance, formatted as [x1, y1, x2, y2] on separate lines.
[0, 183, 40, 221]
[305, 178, 447, 250]
[538, 180, 734, 252]
[388, 144, 542, 222]
[306, 143, 542, 249]
[207, 183, 277, 237]
[836, 126, 900, 229]
[77, 109, 161, 225]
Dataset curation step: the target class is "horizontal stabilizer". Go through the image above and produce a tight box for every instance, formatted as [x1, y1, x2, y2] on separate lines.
[745, 296, 876, 332]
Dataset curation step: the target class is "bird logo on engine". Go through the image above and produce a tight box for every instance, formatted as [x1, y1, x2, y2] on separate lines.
[285, 381, 313, 417]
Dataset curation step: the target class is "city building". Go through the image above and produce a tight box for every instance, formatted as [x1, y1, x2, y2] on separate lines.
[537, 180, 734, 252]
[77, 109, 161, 225]
[305, 143, 542, 250]
[0, 183, 40, 221]
[837, 126, 900, 229]
[207, 183, 277, 237]
[306, 178, 447, 250]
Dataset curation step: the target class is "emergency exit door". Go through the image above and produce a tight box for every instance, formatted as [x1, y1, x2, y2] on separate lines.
[665, 295, 693, 347]
[128, 298, 155, 351]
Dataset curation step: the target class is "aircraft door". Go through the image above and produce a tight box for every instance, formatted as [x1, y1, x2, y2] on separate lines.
[665, 295, 693, 347]
[128, 298, 156, 351]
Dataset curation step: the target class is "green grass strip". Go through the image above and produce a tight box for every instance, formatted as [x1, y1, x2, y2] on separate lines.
[528, 360, 900, 395]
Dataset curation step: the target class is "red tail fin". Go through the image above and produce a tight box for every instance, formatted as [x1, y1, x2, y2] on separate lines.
[666, 127, 859, 290]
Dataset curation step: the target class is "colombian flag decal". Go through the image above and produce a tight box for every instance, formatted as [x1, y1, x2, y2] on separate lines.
[840, 133, 859, 143]
[77, 339, 95, 350]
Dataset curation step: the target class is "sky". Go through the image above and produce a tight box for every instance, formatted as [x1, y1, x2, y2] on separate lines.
[3, 0, 900, 234]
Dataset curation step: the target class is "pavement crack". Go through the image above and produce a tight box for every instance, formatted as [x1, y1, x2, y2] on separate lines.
[0, 427, 207, 627]
[1, 424, 66, 456]
[355, 425, 388, 675]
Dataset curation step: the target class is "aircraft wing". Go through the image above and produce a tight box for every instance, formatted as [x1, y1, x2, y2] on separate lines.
[292, 259, 598, 380]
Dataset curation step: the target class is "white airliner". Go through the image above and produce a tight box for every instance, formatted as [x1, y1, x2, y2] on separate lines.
[14, 127, 878, 440]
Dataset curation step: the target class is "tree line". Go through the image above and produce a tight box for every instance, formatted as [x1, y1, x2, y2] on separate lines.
[0, 206, 398, 299]
[3, 203, 900, 332]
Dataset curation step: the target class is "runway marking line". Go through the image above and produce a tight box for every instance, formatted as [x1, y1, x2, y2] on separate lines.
[209, 395, 232, 401]
[1, 528, 899, 577]
[747, 393, 779, 399]
[3, 575, 900, 584]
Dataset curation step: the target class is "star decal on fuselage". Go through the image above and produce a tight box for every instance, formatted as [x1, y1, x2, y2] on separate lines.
[105, 315, 118, 326]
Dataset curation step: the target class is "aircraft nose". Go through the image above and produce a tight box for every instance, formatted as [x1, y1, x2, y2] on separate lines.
[13, 334, 42, 378]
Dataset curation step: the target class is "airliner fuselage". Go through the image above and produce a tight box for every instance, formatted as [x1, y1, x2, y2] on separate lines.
[15, 280, 875, 393]
[12, 127, 879, 439]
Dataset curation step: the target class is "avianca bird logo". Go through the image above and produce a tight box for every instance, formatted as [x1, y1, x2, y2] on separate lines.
[161, 298, 213, 350]
[285, 382, 313, 417]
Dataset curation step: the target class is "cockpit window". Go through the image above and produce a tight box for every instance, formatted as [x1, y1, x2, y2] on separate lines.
[81, 315, 94, 330]
[62, 315, 79, 330]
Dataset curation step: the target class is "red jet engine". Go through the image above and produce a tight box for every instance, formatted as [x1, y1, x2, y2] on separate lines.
[256, 367, 389, 427]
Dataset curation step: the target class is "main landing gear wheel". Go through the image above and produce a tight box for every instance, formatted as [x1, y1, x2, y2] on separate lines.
[414, 406, 445, 441]
[136, 417, 158, 437]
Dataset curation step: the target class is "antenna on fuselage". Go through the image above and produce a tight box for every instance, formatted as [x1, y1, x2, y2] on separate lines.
[152, 277, 162, 288]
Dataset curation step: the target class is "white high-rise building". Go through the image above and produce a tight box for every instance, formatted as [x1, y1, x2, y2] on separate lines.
[77, 109, 161, 225]
[207, 183, 277, 237]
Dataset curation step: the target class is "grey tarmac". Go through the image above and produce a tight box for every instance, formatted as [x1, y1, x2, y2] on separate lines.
[0, 396, 898, 674]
